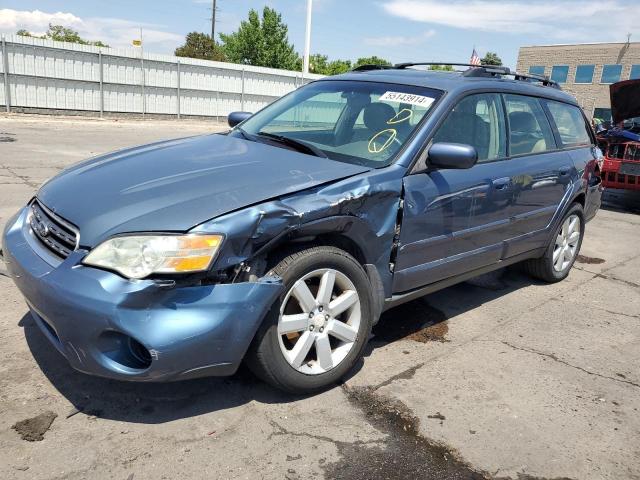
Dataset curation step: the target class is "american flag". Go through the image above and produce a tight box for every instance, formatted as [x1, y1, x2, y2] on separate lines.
[470, 48, 481, 66]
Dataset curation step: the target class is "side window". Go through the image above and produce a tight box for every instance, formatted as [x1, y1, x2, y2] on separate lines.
[545, 101, 592, 147]
[504, 94, 556, 156]
[431, 93, 506, 163]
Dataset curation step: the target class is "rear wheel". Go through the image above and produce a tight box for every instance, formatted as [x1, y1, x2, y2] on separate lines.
[523, 203, 585, 283]
[247, 246, 373, 393]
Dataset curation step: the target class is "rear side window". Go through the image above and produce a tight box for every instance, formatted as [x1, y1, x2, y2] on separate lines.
[503, 94, 556, 156]
[431, 93, 506, 163]
[545, 101, 592, 147]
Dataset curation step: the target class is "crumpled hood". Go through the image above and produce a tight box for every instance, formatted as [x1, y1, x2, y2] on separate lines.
[38, 133, 369, 246]
[610, 79, 640, 124]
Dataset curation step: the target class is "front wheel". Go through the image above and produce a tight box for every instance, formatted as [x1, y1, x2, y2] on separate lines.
[246, 246, 373, 394]
[523, 203, 585, 283]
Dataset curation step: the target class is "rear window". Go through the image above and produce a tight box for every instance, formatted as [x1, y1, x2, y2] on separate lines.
[545, 101, 591, 147]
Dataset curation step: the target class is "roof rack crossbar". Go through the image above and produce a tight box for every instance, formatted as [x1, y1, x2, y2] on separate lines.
[394, 62, 509, 75]
[512, 71, 559, 88]
[352, 64, 394, 72]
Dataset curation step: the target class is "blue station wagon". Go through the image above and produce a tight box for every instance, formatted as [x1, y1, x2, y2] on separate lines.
[2, 63, 602, 393]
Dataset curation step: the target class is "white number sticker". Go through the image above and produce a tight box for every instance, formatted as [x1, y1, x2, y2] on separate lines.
[379, 91, 435, 108]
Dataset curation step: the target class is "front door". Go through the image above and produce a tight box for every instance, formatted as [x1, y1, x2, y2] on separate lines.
[393, 93, 512, 293]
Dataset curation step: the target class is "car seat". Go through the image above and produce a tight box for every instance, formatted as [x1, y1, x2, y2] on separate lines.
[509, 111, 547, 155]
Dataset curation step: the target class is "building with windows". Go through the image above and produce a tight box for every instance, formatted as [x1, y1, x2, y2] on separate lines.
[516, 41, 640, 121]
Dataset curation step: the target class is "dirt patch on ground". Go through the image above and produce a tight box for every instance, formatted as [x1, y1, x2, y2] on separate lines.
[373, 299, 449, 344]
[0, 132, 16, 142]
[323, 385, 487, 480]
[12, 411, 57, 441]
[576, 255, 605, 265]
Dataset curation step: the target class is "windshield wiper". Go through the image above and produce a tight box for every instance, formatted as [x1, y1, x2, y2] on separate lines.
[256, 131, 328, 158]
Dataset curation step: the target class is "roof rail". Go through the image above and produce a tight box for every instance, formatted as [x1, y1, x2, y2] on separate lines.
[352, 64, 394, 72]
[394, 62, 561, 89]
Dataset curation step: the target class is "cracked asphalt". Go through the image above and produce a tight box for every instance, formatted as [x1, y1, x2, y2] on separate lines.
[1, 114, 639, 480]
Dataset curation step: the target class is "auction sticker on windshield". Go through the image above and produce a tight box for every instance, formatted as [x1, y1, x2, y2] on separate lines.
[379, 91, 435, 108]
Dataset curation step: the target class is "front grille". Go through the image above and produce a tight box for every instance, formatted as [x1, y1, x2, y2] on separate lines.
[28, 200, 79, 259]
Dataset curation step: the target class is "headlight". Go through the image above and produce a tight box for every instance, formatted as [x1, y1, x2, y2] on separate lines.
[83, 234, 223, 279]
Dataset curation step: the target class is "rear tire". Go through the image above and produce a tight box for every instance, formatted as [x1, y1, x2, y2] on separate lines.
[246, 246, 374, 394]
[523, 203, 585, 283]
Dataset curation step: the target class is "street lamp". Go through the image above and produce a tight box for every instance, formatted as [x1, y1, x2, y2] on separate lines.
[303, 0, 313, 76]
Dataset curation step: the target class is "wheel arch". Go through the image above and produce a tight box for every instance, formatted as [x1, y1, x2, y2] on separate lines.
[257, 216, 388, 322]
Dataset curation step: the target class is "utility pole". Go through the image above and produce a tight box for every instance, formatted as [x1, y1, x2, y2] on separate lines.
[302, 0, 313, 76]
[211, 0, 217, 41]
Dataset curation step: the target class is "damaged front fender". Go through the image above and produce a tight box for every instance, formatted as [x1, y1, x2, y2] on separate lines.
[193, 165, 406, 298]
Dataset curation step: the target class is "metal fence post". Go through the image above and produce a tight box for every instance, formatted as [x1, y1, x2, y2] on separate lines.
[141, 54, 146, 116]
[216, 90, 220, 123]
[2, 36, 10, 113]
[98, 51, 104, 117]
[241, 67, 245, 111]
[176, 60, 181, 119]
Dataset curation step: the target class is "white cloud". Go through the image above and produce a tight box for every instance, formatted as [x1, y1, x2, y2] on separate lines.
[0, 9, 183, 52]
[364, 29, 436, 47]
[381, 0, 639, 41]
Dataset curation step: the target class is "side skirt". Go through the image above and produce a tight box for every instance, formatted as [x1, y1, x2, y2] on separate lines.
[383, 248, 545, 312]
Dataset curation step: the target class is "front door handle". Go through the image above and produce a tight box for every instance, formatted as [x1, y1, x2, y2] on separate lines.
[492, 177, 512, 190]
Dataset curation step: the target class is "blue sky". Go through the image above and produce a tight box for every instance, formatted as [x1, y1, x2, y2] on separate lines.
[1, 1, 638, 68]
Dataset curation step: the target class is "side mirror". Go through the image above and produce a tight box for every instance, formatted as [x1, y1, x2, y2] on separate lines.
[228, 111, 252, 128]
[428, 142, 478, 169]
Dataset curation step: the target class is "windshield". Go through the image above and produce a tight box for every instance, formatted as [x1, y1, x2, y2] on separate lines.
[235, 80, 442, 167]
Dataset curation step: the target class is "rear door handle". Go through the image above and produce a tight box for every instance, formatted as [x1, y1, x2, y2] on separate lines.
[559, 167, 571, 176]
[492, 177, 512, 190]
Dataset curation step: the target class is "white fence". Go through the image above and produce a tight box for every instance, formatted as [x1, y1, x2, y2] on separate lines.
[0, 35, 323, 118]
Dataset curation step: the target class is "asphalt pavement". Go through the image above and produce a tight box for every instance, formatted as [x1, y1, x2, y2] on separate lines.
[0, 114, 638, 480]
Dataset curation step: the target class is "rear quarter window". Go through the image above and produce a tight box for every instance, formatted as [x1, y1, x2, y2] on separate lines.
[545, 101, 592, 148]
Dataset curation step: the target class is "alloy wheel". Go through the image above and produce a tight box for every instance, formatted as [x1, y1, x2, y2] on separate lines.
[553, 214, 581, 272]
[277, 268, 361, 375]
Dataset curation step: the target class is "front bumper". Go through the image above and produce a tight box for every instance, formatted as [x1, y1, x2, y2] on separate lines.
[2, 207, 283, 381]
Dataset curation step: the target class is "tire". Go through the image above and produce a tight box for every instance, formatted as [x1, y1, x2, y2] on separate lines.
[246, 246, 374, 394]
[523, 203, 585, 283]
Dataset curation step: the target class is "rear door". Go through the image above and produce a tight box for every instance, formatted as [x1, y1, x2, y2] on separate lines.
[500, 94, 574, 258]
[393, 92, 512, 293]
[544, 99, 602, 220]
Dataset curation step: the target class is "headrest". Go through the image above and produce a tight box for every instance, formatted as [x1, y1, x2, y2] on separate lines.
[509, 111, 537, 132]
[363, 102, 397, 131]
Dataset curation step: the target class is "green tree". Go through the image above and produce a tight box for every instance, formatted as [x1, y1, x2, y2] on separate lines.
[326, 59, 352, 75]
[353, 56, 392, 69]
[306, 54, 352, 75]
[220, 7, 298, 70]
[429, 64, 455, 71]
[175, 32, 226, 61]
[481, 52, 502, 66]
[308, 54, 329, 74]
[17, 24, 108, 47]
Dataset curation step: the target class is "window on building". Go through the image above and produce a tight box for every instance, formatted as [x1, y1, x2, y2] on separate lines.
[601, 64, 623, 84]
[545, 101, 592, 147]
[529, 66, 545, 76]
[504, 94, 556, 155]
[630, 65, 640, 80]
[574, 65, 595, 84]
[551, 66, 569, 83]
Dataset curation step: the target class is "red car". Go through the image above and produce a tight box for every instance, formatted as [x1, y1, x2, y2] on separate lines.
[597, 79, 640, 191]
